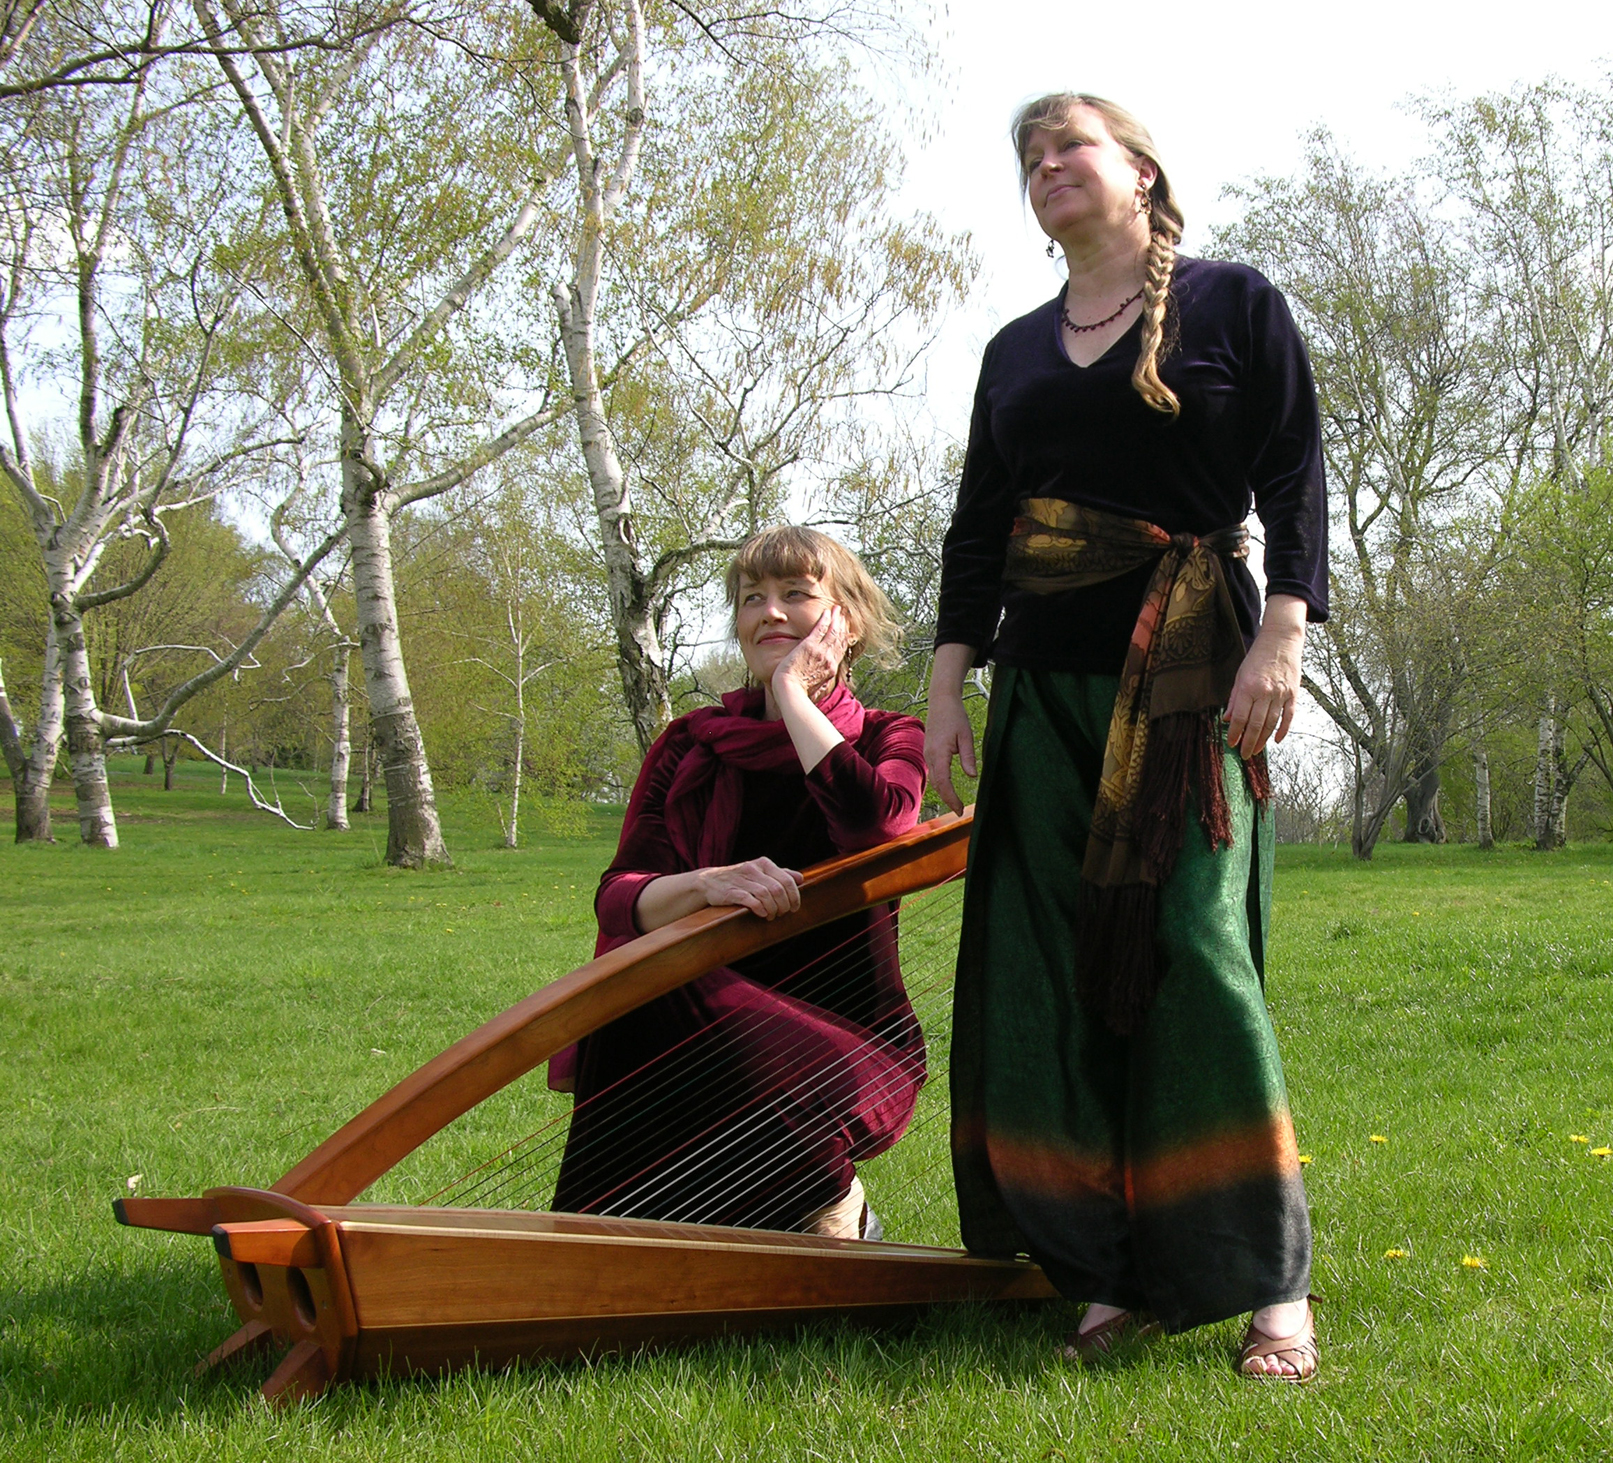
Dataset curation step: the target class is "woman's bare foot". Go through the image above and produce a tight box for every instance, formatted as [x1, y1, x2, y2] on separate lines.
[1061, 1303, 1157, 1364]
[1240, 1298, 1317, 1380]
[1077, 1301, 1130, 1337]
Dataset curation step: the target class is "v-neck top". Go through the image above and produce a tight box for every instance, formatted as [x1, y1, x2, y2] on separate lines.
[935, 255, 1328, 672]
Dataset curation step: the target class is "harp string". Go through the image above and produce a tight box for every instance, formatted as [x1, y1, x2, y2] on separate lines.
[429, 918, 948, 1220]
[423, 894, 927, 1209]
[621, 900, 966, 1228]
[514, 883, 957, 1233]
[419, 873, 964, 1240]
[452, 884, 960, 1233]
[441, 879, 959, 1216]
[427, 877, 954, 1204]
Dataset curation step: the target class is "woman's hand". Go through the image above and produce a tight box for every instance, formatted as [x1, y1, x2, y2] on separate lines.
[697, 857, 805, 920]
[925, 643, 979, 815]
[1225, 594, 1307, 759]
[773, 604, 851, 702]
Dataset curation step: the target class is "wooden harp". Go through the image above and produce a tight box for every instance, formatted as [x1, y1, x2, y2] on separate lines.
[116, 808, 1053, 1403]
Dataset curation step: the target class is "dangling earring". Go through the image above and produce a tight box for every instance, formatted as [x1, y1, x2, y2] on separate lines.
[1045, 239, 1056, 258]
[1135, 181, 1151, 218]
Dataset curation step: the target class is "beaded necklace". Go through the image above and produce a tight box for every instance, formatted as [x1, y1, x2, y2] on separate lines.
[1059, 286, 1144, 335]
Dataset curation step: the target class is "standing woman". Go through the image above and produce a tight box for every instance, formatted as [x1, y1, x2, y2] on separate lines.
[927, 94, 1328, 1380]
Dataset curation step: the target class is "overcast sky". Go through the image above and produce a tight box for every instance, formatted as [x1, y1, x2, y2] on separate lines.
[887, 2, 1610, 733]
[901, 0, 1613, 425]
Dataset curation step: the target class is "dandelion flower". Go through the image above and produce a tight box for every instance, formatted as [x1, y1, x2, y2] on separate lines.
[1593, 1147, 1613, 1158]
[1370, 1134, 1388, 1144]
[1571, 1135, 1590, 1143]
[1384, 1248, 1408, 1260]
[1298, 1154, 1313, 1166]
[1461, 1255, 1488, 1270]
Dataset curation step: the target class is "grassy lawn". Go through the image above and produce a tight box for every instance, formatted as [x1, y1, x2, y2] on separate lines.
[2, 758, 1611, 1460]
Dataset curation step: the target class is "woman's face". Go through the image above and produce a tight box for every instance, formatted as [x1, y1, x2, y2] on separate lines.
[1023, 107, 1153, 248]
[735, 572, 838, 683]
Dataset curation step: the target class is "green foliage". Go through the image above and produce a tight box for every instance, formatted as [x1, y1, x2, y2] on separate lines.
[395, 472, 639, 804]
[0, 482, 45, 725]
[5, 776, 1613, 1458]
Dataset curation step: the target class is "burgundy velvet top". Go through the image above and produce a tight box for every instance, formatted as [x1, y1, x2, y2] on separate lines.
[551, 704, 929, 1225]
[596, 709, 929, 941]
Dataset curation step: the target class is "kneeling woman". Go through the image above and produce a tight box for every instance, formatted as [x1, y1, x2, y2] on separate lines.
[550, 527, 928, 1239]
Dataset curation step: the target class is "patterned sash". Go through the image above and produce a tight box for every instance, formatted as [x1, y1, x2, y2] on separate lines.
[1003, 498, 1269, 1034]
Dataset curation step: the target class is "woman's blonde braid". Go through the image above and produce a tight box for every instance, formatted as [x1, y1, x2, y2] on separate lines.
[1133, 218, 1180, 417]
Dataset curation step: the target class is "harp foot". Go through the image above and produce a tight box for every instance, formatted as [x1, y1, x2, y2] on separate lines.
[197, 1319, 275, 1376]
[261, 1338, 332, 1406]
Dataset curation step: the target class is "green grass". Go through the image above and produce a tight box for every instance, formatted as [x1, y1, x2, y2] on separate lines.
[2, 759, 1612, 1459]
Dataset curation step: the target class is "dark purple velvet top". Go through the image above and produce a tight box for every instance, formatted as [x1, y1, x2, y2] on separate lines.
[935, 256, 1329, 673]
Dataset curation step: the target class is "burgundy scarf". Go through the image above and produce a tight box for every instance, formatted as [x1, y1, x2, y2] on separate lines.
[661, 683, 867, 868]
[1003, 497, 1270, 1035]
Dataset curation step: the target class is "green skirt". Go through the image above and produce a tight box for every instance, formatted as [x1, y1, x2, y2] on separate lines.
[949, 668, 1311, 1332]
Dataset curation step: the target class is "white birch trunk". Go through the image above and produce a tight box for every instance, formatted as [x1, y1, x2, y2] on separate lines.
[505, 713, 523, 851]
[1546, 722, 1572, 849]
[554, 283, 670, 752]
[553, 4, 669, 754]
[1533, 700, 1556, 849]
[345, 451, 448, 867]
[1474, 744, 1493, 850]
[326, 644, 351, 831]
[4, 627, 64, 842]
[354, 735, 373, 813]
[0, 659, 22, 784]
[55, 599, 117, 848]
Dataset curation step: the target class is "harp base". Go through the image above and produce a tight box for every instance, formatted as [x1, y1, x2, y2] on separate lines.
[345, 1298, 1051, 1380]
[147, 1188, 1054, 1403]
[196, 1318, 275, 1377]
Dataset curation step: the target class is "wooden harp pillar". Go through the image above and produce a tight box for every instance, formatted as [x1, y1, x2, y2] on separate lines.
[117, 809, 1054, 1402]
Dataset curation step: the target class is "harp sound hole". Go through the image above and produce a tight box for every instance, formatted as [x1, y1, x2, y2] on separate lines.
[237, 1262, 263, 1310]
[287, 1267, 317, 1330]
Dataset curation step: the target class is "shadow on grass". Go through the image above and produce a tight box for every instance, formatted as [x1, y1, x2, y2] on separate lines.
[0, 1253, 265, 1422]
[0, 1253, 1084, 1423]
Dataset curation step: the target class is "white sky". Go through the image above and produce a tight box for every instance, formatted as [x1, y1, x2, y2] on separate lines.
[902, 0, 1613, 425]
[892, 1, 1610, 748]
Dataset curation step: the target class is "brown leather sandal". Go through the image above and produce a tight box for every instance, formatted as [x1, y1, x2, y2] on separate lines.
[1060, 1309, 1160, 1364]
[1238, 1298, 1319, 1382]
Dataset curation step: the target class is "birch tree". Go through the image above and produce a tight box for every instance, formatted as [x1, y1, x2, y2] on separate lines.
[0, 35, 319, 844]
[412, 479, 612, 842]
[0, 0, 396, 99]
[191, 0, 572, 865]
[1513, 470, 1613, 848]
[1217, 135, 1524, 857]
[534, 0, 970, 751]
[265, 432, 358, 832]
[1427, 81, 1613, 845]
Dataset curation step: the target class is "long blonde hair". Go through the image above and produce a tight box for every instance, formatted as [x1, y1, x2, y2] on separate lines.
[1013, 92, 1184, 417]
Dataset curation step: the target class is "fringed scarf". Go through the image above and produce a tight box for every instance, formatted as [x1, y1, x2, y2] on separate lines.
[661, 683, 867, 869]
[1003, 497, 1270, 1035]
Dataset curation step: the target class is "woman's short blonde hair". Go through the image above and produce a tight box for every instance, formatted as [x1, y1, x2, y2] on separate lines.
[725, 526, 902, 674]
